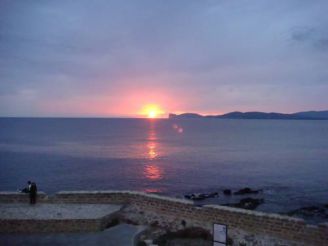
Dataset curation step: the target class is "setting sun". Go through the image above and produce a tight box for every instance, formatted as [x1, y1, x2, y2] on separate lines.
[140, 104, 165, 118]
[148, 110, 157, 118]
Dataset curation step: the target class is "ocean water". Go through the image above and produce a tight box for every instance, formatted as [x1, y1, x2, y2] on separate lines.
[1, 118, 328, 219]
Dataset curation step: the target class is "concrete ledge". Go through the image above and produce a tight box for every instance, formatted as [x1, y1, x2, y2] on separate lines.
[55, 190, 193, 204]
[0, 203, 122, 233]
[0, 192, 47, 203]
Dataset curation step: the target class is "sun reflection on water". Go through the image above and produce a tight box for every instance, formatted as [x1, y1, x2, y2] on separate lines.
[144, 164, 162, 180]
[146, 123, 158, 161]
[143, 121, 164, 182]
[147, 142, 158, 160]
[144, 188, 161, 193]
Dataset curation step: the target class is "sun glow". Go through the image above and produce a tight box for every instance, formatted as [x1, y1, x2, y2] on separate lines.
[140, 104, 165, 118]
[148, 110, 157, 118]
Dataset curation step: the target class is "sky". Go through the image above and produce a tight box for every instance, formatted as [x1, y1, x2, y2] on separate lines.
[0, 0, 327, 117]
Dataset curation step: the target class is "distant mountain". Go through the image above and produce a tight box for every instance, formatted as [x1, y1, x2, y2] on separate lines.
[169, 110, 328, 120]
[218, 111, 302, 119]
[293, 111, 328, 119]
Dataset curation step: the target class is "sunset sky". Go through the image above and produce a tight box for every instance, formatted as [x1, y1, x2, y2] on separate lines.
[1, 0, 327, 117]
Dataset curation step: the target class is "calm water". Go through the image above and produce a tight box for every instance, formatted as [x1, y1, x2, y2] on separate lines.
[1, 118, 328, 216]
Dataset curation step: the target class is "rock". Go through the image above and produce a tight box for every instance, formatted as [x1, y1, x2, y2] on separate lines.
[233, 187, 262, 195]
[302, 206, 325, 213]
[184, 194, 205, 201]
[223, 198, 264, 210]
[237, 198, 264, 210]
[204, 192, 218, 199]
[223, 189, 232, 195]
[184, 192, 218, 201]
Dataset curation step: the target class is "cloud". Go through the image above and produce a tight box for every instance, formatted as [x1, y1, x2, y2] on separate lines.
[0, 0, 328, 116]
[291, 26, 328, 51]
[291, 27, 315, 42]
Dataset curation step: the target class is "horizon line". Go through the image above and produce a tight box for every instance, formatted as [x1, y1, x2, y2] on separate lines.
[0, 109, 327, 119]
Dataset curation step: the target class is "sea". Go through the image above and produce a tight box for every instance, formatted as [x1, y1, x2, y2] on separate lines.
[1, 118, 328, 222]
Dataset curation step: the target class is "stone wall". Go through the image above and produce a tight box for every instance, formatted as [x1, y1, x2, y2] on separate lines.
[52, 191, 328, 246]
[1, 191, 327, 245]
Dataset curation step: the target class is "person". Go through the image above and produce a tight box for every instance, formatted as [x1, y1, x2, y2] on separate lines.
[20, 181, 31, 193]
[29, 182, 37, 204]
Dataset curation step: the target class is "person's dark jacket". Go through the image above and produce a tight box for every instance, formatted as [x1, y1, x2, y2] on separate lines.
[30, 183, 37, 195]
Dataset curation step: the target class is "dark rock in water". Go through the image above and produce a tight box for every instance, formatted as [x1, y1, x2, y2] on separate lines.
[184, 192, 218, 201]
[233, 187, 262, 195]
[303, 206, 325, 212]
[237, 198, 264, 210]
[184, 193, 206, 201]
[223, 198, 264, 210]
[288, 206, 328, 218]
[223, 189, 232, 195]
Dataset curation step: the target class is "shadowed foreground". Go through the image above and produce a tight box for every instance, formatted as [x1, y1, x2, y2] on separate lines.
[0, 224, 144, 246]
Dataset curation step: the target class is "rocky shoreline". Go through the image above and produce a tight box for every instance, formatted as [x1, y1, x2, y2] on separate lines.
[183, 187, 328, 224]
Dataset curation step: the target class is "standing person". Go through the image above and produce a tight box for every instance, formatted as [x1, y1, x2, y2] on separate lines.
[29, 182, 37, 204]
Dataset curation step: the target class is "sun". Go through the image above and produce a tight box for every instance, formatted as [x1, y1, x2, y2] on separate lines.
[148, 110, 157, 118]
[140, 104, 164, 118]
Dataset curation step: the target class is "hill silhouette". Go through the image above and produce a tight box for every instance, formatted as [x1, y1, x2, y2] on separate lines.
[169, 110, 328, 120]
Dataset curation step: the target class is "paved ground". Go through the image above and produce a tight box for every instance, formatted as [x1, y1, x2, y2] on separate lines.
[0, 203, 146, 245]
[0, 203, 122, 219]
[0, 224, 146, 246]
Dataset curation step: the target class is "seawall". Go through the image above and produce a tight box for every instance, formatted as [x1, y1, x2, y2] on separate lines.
[0, 191, 327, 245]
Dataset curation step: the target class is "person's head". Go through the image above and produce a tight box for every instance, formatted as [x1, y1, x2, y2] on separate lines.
[27, 181, 31, 185]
